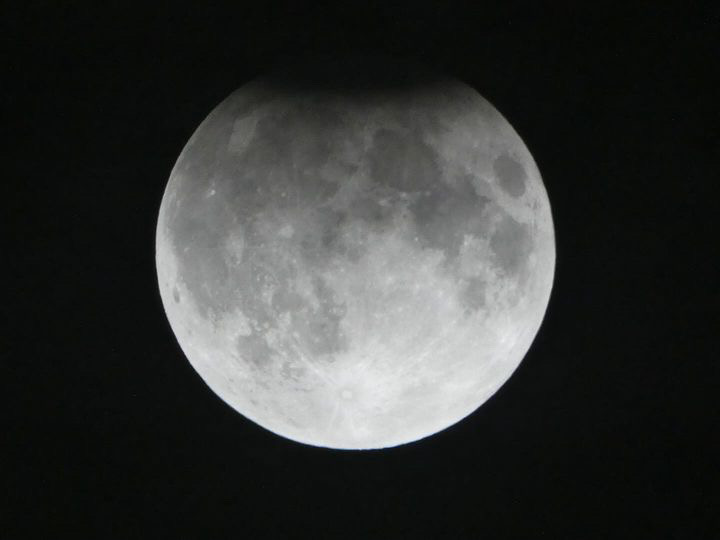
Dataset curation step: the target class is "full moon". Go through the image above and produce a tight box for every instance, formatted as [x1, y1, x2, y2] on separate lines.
[156, 59, 555, 449]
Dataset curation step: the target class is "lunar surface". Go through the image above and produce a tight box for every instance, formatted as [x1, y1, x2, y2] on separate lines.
[156, 60, 555, 449]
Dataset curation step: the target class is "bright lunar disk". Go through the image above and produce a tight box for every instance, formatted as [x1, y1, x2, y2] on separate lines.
[156, 60, 555, 449]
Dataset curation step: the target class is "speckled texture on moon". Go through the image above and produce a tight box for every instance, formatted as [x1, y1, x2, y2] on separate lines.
[156, 69, 555, 449]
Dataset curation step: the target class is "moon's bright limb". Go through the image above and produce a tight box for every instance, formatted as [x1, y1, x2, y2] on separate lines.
[156, 62, 555, 449]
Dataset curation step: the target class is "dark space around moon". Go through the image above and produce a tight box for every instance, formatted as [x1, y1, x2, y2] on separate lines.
[5, 2, 717, 538]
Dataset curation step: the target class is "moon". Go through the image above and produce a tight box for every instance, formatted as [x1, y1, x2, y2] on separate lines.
[156, 59, 555, 449]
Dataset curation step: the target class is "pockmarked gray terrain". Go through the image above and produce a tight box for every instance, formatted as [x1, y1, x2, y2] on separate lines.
[156, 64, 555, 449]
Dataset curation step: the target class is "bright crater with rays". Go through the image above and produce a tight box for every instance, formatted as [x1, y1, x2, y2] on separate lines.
[156, 64, 555, 449]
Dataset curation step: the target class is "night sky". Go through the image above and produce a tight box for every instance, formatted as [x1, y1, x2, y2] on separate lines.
[6, 2, 717, 537]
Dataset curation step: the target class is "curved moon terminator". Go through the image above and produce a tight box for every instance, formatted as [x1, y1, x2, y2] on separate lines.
[156, 59, 555, 449]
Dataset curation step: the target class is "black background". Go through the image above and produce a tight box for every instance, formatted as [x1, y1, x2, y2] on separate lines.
[5, 2, 718, 538]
